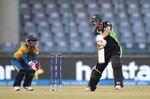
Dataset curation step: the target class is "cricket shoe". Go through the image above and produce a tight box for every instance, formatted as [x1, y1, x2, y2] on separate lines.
[84, 87, 91, 91]
[49, 88, 55, 91]
[24, 86, 34, 91]
[13, 86, 20, 91]
[115, 85, 122, 90]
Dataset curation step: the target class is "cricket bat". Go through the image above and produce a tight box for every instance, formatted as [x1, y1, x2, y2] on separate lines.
[98, 40, 105, 64]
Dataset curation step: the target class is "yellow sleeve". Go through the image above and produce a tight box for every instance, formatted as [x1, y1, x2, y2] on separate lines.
[20, 44, 29, 53]
[14, 44, 28, 60]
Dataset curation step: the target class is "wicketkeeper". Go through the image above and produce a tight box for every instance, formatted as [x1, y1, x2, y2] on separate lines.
[85, 12, 124, 91]
[11, 34, 40, 91]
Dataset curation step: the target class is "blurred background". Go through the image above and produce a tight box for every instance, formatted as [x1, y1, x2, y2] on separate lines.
[0, 0, 150, 86]
[0, 0, 150, 54]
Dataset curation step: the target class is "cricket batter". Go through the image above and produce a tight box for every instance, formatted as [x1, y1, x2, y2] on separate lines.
[85, 12, 124, 91]
[11, 34, 40, 91]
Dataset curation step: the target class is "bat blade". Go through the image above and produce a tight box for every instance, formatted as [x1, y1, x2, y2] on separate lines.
[98, 44, 105, 64]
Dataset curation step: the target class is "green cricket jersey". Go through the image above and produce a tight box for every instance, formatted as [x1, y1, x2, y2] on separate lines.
[93, 21, 120, 47]
[93, 21, 122, 57]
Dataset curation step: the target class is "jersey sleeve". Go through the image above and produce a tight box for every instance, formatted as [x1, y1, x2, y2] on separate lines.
[20, 45, 29, 64]
[105, 21, 112, 29]
[32, 54, 38, 61]
[32, 47, 39, 61]
[22, 53, 30, 64]
[20, 44, 28, 53]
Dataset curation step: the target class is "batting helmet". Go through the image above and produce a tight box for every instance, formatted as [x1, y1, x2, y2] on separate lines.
[90, 12, 104, 22]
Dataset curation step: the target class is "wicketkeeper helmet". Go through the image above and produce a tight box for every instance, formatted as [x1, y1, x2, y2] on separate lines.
[26, 34, 38, 46]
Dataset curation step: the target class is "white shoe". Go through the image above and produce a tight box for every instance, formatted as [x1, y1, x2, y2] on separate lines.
[24, 86, 34, 91]
[84, 87, 91, 91]
[115, 85, 122, 90]
[13, 86, 20, 91]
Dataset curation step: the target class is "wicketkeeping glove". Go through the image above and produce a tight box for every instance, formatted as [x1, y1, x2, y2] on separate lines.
[28, 61, 37, 71]
[34, 61, 41, 70]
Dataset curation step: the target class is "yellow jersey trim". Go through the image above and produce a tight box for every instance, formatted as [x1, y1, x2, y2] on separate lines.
[15, 65, 19, 71]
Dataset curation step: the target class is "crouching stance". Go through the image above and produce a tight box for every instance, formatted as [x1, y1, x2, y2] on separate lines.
[11, 34, 40, 91]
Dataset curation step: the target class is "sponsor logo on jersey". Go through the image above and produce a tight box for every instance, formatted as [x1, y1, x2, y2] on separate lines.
[107, 22, 110, 25]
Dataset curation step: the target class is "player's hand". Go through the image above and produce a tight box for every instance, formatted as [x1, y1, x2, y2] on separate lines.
[97, 40, 103, 45]
[96, 35, 103, 42]
[97, 39, 107, 46]
[34, 61, 41, 70]
[28, 61, 37, 71]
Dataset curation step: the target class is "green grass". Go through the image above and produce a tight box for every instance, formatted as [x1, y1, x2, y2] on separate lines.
[0, 86, 150, 99]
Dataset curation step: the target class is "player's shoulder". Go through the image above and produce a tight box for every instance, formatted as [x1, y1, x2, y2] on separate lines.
[103, 21, 112, 29]
[20, 44, 28, 49]
[19, 43, 28, 53]
[34, 46, 39, 54]
[103, 21, 111, 25]
[35, 46, 39, 51]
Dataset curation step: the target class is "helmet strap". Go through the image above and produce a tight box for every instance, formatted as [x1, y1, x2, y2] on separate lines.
[26, 39, 37, 47]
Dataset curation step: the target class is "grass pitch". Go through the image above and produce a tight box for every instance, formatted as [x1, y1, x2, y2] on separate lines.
[0, 86, 150, 99]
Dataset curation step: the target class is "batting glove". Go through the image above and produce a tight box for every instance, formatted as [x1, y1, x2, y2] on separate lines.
[96, 35, 103, 42]
[97, 39, 107, 46]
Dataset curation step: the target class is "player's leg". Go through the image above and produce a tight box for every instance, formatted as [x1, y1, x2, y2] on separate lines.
[87, 66, 102, 91]
[23, 65, 35, 91]
[86, 48, 112, 91]
[87, 55, 111, 91]
[111, 46, 124, 89]
[87, 62, 110, 91]
[12, 59, 27, 91]
[13, 69, 27, 86]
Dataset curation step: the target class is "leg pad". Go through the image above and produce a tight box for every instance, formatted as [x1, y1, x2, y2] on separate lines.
[23, 69, 35, 87]
[13, 69, 27, 86]
[88, 69, 102, 91]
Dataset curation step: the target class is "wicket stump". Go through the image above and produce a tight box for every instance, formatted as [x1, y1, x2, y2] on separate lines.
[49, 53, 62, 91]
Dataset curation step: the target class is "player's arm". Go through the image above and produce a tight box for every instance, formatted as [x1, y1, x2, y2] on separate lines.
[19, 45, 30, 64]
[32, 54, 37, 61]
[22, 51, 35, 66]
[102, 26, 111, 38]
[22, 53, 30, 64]
[22, 53, 38, 70]
[102, 21, 112, 38]
[32, 49, 40, 70]
[32, 48, 39, 61]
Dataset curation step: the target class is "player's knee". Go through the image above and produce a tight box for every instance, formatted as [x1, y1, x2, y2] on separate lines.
[19, 68, 27, 73]
[26, 69, 35, 77]
[111, 55, 122, 68]
[27, 69, 36, 73]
